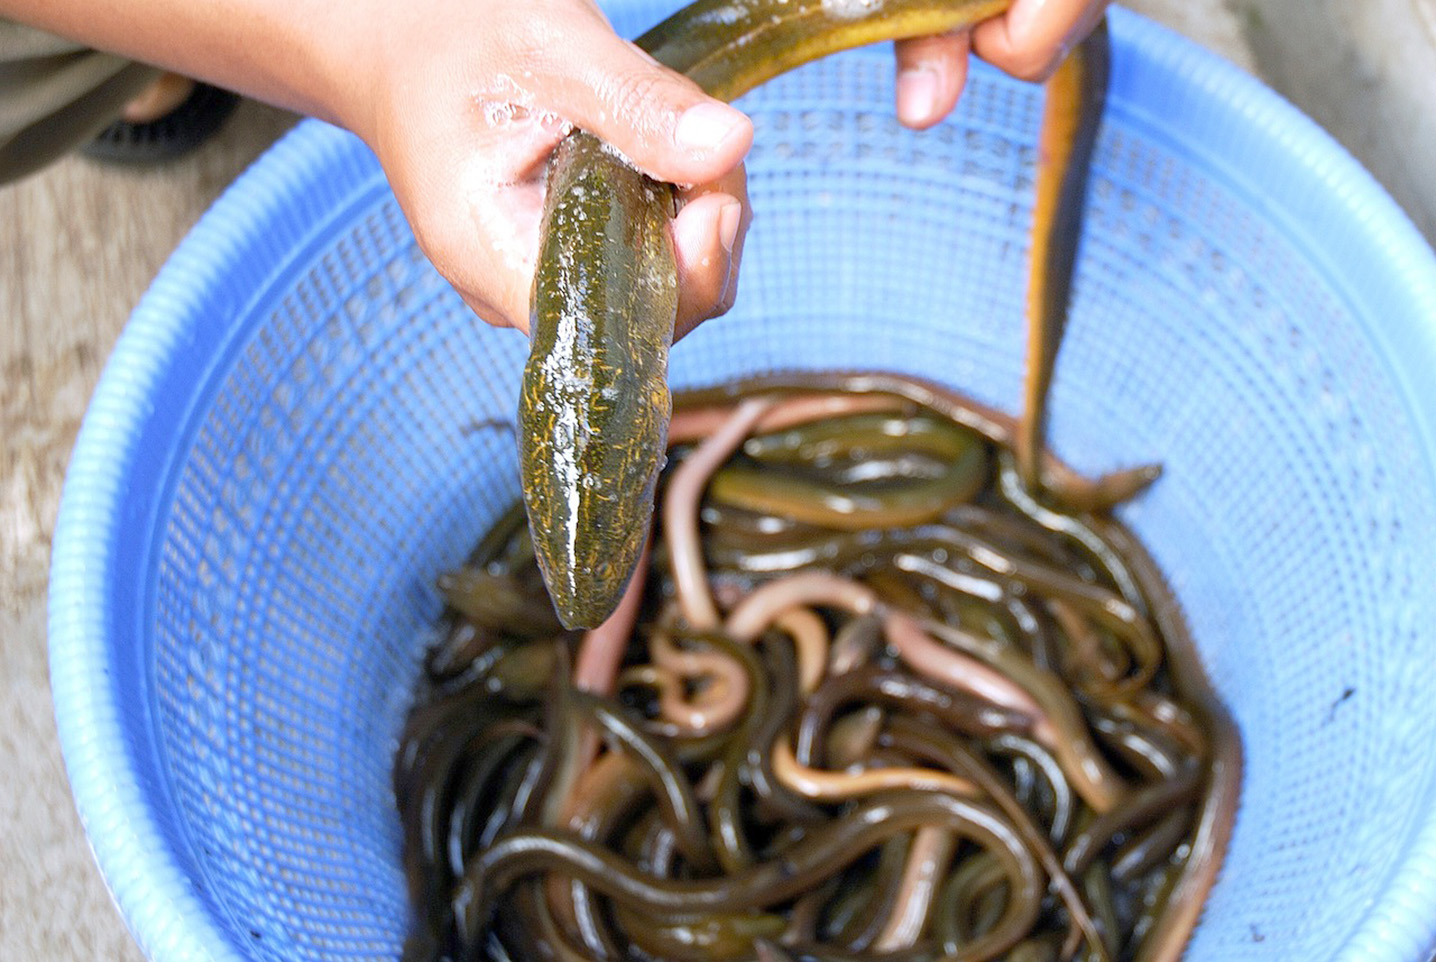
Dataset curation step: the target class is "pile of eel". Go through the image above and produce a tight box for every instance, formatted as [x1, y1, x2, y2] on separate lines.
[398, 373, 1240, 962]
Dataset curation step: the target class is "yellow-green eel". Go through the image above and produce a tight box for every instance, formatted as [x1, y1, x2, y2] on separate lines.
[518, 0, 1108, 629]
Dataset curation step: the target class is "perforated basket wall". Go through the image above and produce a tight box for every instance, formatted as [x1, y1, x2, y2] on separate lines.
[50, 6, 1436, 962]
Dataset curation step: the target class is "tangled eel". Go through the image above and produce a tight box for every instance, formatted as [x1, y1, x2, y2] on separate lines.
[400, 372, 1241, 962]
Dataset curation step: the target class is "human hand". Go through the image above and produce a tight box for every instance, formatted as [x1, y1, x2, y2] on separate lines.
[346, 0, 753, 339]
[351, 0, 1109, 337]
[892, 0, 1112, 129]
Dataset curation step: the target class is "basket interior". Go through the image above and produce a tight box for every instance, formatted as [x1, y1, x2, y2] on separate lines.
[55, 8, 1436, 962]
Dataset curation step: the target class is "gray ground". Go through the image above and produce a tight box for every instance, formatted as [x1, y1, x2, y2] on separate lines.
[0, 3, 1419, 958]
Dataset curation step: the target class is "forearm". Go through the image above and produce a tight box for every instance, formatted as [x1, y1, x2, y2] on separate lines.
[0, 0, 360, 126]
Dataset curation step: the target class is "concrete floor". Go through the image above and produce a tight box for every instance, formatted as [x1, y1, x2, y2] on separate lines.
[0, 3, 1322, 958]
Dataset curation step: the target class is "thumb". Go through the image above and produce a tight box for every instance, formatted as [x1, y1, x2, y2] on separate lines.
[535, 11, 753, 184]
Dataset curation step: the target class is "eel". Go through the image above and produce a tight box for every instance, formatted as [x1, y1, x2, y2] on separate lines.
[519, 0, 1108, 628]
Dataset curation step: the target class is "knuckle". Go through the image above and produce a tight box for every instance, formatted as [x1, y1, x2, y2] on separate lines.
[495, 13, 558, 67]
[901, 32, 961, 66]
[604, 68, 679, 129]
[1006, 48, 1060, 81]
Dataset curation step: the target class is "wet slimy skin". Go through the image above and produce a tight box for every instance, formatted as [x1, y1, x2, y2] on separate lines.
[521, 132, 677, 630]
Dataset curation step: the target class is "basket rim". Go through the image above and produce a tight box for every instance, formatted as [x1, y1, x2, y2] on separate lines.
[48, 7, 1436, 962]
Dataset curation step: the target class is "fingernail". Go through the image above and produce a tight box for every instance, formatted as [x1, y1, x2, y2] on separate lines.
[896, 66, 940, 125]
[717, 201, 742, 254]
[676, 101, 748, 155]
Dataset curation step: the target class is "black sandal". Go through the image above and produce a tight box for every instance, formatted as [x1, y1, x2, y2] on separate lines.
[83, 82, 241, 165]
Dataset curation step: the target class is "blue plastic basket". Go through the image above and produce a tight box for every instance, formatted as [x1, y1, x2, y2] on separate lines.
[49, 6, 1436, 961]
